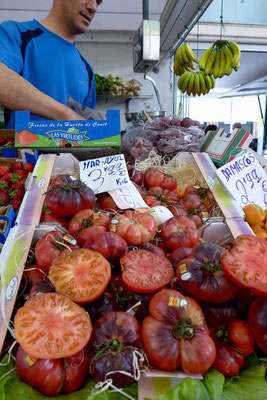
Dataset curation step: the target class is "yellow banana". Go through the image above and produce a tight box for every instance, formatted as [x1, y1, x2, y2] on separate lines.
[218, 47, 226, 78]
[204, 74, 212, 92]
[210, 75, 216, 89]
[181, 44, 190, 64]
[226, 41, 241, 68]
[199, 47, 212, 71]
[179, 72, 192, 92]
[184, 43, 198, 63]
[223, 45, 233, 75]
[193, 73, 200, 96]
[212, 48, 221, 79]
[173, 61, 184, 76]
[176, 46, 184, 65]
[198, 72, 206, 95]
[234, 60, 240, 71]
[204, 49, 217, 75]
[186, 73, 195, 96]
[187, 59, 196, 70]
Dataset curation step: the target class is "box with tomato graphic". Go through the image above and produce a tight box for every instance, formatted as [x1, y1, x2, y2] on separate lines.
[0, 129, 39, 162]
[14, 110, 121, 150]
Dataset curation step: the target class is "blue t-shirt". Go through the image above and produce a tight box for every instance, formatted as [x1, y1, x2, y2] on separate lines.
[0, 19, 96, 128]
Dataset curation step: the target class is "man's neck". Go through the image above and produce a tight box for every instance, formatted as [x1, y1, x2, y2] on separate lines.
[39, 15, 76, 43]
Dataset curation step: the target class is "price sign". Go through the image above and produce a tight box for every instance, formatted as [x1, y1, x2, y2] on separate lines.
[216, 151, 267, 209]
[79, 154, 130, 194]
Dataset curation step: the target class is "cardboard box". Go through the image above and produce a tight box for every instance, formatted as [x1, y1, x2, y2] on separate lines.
[0, 129, 39, 162]
[14, 110, 121, 150]
[201, 128, 252, 166]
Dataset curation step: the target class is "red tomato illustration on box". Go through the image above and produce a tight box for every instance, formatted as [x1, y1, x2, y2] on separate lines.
[17, 130, 39, 146]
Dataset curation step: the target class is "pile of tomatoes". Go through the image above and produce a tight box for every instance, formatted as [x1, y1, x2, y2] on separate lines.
[8, 167, 267, 396]
[0, 160, 35, 212]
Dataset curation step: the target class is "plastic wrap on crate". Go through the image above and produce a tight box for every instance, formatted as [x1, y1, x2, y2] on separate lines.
[0, 224, 35, 353]
[192, 153, 244, 219]
[15, 153, 56, 225]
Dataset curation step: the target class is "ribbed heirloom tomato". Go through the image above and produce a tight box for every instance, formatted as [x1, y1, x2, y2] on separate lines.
[49, 248, 111, 303]
[248, 296, 267, 353]
[176, 243, 238, 303]
[88, 311, 141, 388]
[16, 345, 89, 396]
[110, 210, 157, 246]
[35, 231, 80, 274]
[69, 209, 110, 236]
[141, 289, 216, 374]
[83, 231, 128, 261]
[221, 234, 267, 296]
[120, 250, 174, 293]
[144, 167, 177, 190]
[45, 174, 96, 217]
[161, 215, 199, 250]
[14, 293, 92, 359]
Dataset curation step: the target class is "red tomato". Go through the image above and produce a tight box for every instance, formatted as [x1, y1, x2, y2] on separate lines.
[161, 216, 199, 250]
[140, 242, 166, 257]
[141, 289, 216, 374]
[23, 162, 35, 173]
[168, 247, 193, 269]
[46, 174, 96, 217]
[83, 231, 128, 261]
[40, 210, 69, 230]
[69, 209, 110, 236]
[180, 193, 201, 210]
[49, 248, 111, 303]
[212, 320, 254, 377]
[77, 225, 108, 247]
[35, 231, 79, 274]
[202, 299, 241, 327]
[14, 293, 92, 359]
[88, 311, 141, 387]
[110, 210, 157, 246]
[176, 243, 238, 303]
[144, 167, 177, 190]
[24, 264, 46, 287]
[120, 250, 174, 293]
[16, 345, 89, 396]
[99, 192, 119, 211]
[221, 234, 267, 296]
[188, 213, 203, 228]
[145, 187, 170, 207]
[127, 165, 144, 186]
[248, 296, 267, 353]
[168, 203, 188, 217]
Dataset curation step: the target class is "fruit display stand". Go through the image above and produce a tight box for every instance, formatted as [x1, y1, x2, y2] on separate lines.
[0, 150, 263, 400]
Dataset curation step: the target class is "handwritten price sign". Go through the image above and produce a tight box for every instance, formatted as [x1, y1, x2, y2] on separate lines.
[216, 151, 267, 209]
[79, 154, 130, 194]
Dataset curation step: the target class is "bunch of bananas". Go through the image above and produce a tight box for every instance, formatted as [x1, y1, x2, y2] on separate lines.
[178, 71, 215, 96]
[199, 40, 241, 79]
[173, 43, 198, 76]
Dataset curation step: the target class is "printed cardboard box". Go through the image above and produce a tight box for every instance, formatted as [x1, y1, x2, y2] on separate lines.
[201, 128, 252, 166]
[14, 110, 121, 150]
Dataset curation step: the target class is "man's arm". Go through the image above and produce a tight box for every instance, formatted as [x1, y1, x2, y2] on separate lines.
[0, 62, 85, 121]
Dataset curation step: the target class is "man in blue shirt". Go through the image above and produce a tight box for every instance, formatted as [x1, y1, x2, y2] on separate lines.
[0, 0, 102, 128]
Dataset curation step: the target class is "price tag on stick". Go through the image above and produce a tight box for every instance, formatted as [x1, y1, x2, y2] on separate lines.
[215, 151, 267, 209]
[79, 154, 130, 194]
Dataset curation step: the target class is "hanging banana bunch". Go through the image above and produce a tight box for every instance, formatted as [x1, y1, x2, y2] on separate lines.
[199, 40, 241, 79]
[173, 43, 198, 77]
[178, 71, 215, 96]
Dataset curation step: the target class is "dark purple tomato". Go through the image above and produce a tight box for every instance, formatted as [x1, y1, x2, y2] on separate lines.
[88, 311, 141, 387]
[176, 243, 238, 303]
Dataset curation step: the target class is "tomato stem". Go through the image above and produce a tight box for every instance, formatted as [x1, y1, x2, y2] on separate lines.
[173, 317, 196, 339]
[202, 261, 221, 273]
[216, 325, 228, 339]
[81, 217, 93, 229]
[57, 358, 67, 394]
